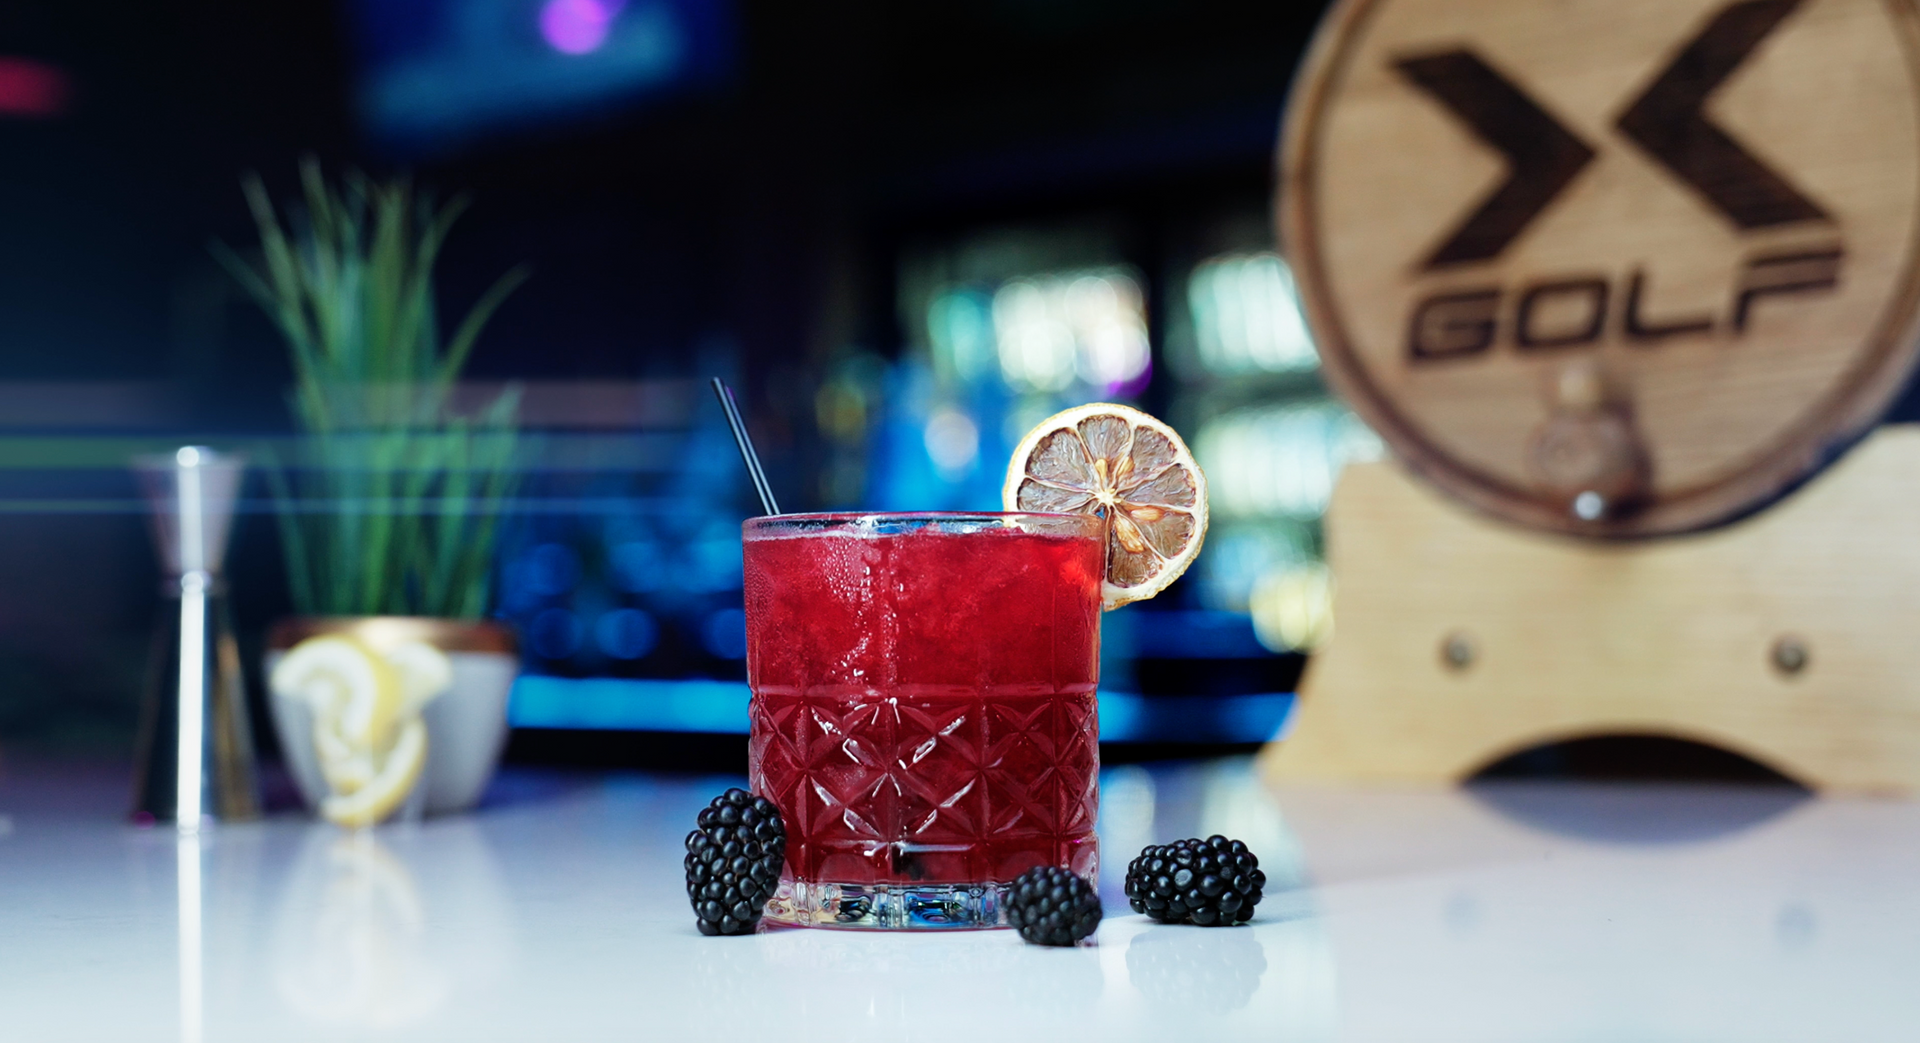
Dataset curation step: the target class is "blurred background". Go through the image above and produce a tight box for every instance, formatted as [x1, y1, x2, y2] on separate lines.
[0, 0, 1719, 781]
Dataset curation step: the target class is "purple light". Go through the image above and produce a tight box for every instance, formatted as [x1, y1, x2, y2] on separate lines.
[540, 0, 624, 56]
[1106, 357, 1153, 399]
[0, 57, 69, 117]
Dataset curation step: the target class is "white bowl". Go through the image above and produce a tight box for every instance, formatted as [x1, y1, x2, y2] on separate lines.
[266, 618, 518, 817]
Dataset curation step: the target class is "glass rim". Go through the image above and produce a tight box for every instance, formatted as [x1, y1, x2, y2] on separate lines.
[743, 510, 1104, 536]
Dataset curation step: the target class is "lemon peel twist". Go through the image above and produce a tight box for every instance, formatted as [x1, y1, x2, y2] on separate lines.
[272, 635, 452, 827]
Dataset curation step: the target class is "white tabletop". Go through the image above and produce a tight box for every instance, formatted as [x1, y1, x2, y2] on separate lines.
[0, 757, 1912, 1042]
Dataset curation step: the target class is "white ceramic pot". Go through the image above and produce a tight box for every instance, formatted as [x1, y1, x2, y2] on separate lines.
[266, 617, 518, 816]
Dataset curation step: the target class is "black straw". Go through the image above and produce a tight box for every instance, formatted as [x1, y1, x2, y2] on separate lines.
[711, 377, 781, 516]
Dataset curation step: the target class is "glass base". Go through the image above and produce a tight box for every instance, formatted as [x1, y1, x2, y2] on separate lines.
[764, 878, 1011, 929]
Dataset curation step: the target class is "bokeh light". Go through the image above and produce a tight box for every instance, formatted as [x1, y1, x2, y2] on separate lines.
[595, 607, 659, 660]
[987, 269, 1150, 395]
[923, 406, 981, 478]
[0, 58, 69, 118]
[1196, 402, 1381, 519]
[1249, 563, 1335, 653]
[702, 608, 747, 660]
[1190, 252, 1317, 376]
[530, 607, 585, 660]
[540, 0, 626, 56]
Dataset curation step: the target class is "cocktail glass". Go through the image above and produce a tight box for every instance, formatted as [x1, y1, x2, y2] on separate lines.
[744, 512, 1106, 929]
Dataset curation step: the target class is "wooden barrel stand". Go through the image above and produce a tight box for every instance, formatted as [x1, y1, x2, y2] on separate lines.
[1260, 0, 1920, 791]
[1261, 425, 1920, 793]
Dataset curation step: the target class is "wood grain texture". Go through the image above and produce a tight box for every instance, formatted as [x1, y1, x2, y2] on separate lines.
[1278, 0, 1920, 536]
[1259, 425, 1920, 793]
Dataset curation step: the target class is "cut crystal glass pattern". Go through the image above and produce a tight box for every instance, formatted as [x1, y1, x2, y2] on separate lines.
[750, 686, 1100, 891]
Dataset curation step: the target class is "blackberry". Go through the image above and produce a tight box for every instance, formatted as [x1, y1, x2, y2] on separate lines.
[685, 788, 786, 936]
[1005, 865, 1103, 946]
[1124, 835, 1265, 926]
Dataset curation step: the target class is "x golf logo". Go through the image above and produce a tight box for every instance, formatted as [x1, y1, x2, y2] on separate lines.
[1395, 0, 1842, 359]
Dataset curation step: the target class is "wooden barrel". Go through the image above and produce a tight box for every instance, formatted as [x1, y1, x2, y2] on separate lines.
[1278, 0, 1920, 536]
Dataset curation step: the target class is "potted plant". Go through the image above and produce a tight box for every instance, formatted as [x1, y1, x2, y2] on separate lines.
[219, 161, 527, 821]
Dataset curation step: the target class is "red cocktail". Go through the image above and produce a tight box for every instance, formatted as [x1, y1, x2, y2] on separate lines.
[743, 512, 1104, 928]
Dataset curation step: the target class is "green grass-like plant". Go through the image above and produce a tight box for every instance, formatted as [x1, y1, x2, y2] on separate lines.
[217, 160, 527, 619]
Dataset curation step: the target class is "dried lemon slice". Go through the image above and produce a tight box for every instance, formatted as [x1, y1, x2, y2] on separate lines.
[1004, 403, 1209, 609]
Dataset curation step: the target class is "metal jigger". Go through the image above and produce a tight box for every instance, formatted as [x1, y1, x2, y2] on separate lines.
[131, 447, 259, 829]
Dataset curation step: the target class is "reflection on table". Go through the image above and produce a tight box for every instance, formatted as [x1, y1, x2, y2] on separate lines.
[0, 757, 1912, 1041]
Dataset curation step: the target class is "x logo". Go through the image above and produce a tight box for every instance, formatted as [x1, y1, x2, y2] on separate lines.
[1399, 0, 1828, 270]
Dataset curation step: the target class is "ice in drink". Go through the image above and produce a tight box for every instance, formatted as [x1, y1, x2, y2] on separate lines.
[743, 513, 1104, 927]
